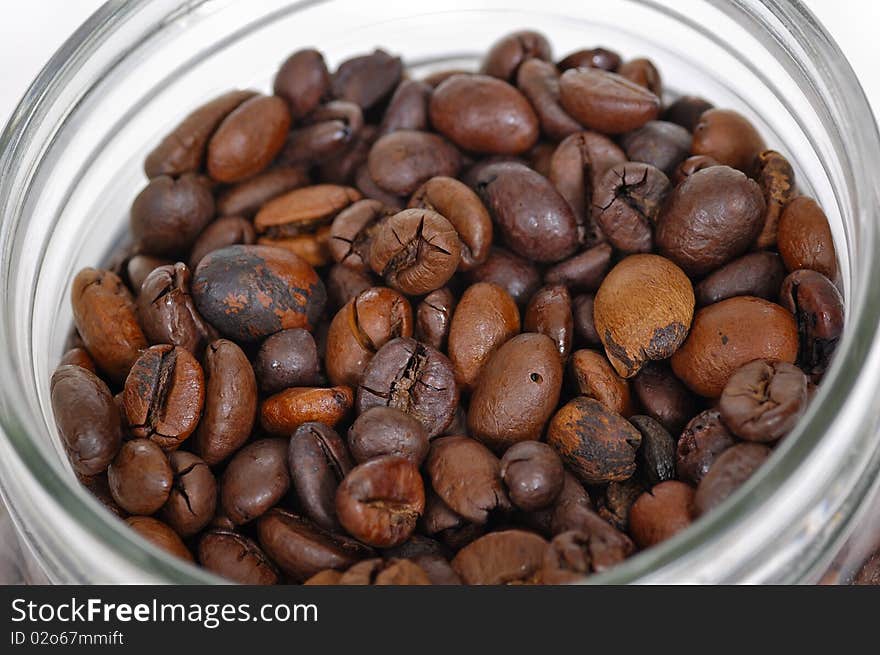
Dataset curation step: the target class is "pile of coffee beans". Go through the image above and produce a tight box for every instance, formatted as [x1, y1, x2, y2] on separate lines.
[51, 30, 846, 585]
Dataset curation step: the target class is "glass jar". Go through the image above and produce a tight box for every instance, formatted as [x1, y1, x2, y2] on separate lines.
[1, 0, 878, 584]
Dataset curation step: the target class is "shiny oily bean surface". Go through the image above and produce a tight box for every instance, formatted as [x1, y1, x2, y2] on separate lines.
[777, 196, 838, 280]
[675, 409, 736, 486]
[694, 443, 771, 517]
[694, 251, 786, 307]
[466, 247, 541, 307]
[415, 287, 456, 351]
[754, 150, 796, 249]
[108, 438, 173, 516]
[347, 406, 429, 465]
[59, 347, 96, 373]
[631, 361, 698, 435]
[569, 349, 633, 417]
[500, 441, 565, 512]
[691, 108, 766, 172]
[220, 438, 290, 525]
[198, 530, 279, 585]
[525, 285, 573, 360]
[126, 517, 193, 562]
[629, 481, 695, 549]
[618, 58, 662, 95]
[368, 130, 461, 196]
[558, 68, 660, 134]
[261, 386, 354, 436]
[289, 422, 353, 531]
[481, 30, 553, 81]
[558, 47, 622, 72]
[254, 328, 321, 394]
[188, 216, 257, 269]
[161, 451, 216, 537]
[273, 49, 330, 120]
[780, 269, 844, 380]
[451, 530, 548, 585]
[131, 174, 215, 257]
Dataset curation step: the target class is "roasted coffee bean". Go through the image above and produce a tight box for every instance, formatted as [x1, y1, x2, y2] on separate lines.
[409, 554, 461, 585]
[620, 121, 691, 177]
[107, 438, 172, 516]
[474, 162, 579, 262]
[193, 339, 257, 465]
[159, 451, 216, 538]
[192, 244, 326, 341]
[630, 415, 676, 486]
[409, 176, 493, 271]
[777, 196, 838, 280]
[257, 509, 373, 581]
[676, 409, 736, 485]
[552, 505, 634, 570]
[596, 478, 644, 532]
[500, 441, 565, 512]
[568, 349, 633, 417]
[355, 163, 406, 209]
[51, 365, 122, 476]
[448, 282, 521, 390]
[368, 131, 461, 196]
[694, 251, 786, 306]
[558, 47, 622, 73]
[59, 347, 96, 373]
[672, 154, 720, 186]
[415, 287, 456, 351]
[693, 443, 771, 516]
[671, 296, 798, 397]
[320, 124, 377, 185]
[125, 255, 172, 295]
[289, 422, 353, 531]
[123, 345, 205, 450]
[336, 558, 431, 585]
[468, 333, 563, 450]
[336, 456, 425, 547]
[261, 386, 354, 436]
[144, 90, 256, 178]
[429, 74, 539, 154]
[547, 396, 641, 484]
[126, 516, 193, 561]
[273, 49, 331, 121]
[662, 95, 714, 132]
[516, 58, 582, 142]
[592, 163, 671, 253]
[466, 247, 541, 307]
[421, 491, 468, 535]
[481, 30, 552, 81]
[754, 150, 796, 249]
[656, 166, 765, 278]
[71, 268, 147, 383]
[593, 254, 694, 378]
[780, 269, 844, 380]
[451, 530, 547, 585]
[131, 174, 215, 257]
[254, 328, 321, 394]
[331, 49, 403, 110]
[531, 471, 592, 535]
[631, 361, 698, 435]
[543, 242, 613, 292]
[540, 530, 596, 583]
[525, 285, 573, 360]
[188, 217, 257, 269]
[80, 474, 127, 519]
[329, 199, 392, 272]
[572, 294, 601, 348]
[559, 67, 660, 134]
[629, 481, 694, 548]
[326, 286, 413, 387]
[533, 140, 564, 177]
[378, 80, 432, 136]
[326, 263, 376, 312]
[691, 108, 766, 172]
[357, 337, 458, 438]
[368, 209, 461, 296]
[221, 438, 290, 525]
[198, 530, 279, 585]
[136, 263, 216, 354]
[216, 168, 310, 219]
[280, 101, 363, 167]
[618, 57, 662, 94]
[348, 406, 429, 465]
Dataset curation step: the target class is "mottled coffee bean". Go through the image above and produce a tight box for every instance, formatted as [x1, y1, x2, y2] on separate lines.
[59, 347, 96, 373]
[123, 345, 205, 450]
[261, 386, 353, 436]
[632, 361, 698, 435]
[516, 58, 582, 141]
[273, 49, 330, 120]
[254, 328, 321, 394]
[468, 333, 563, 450]
[694, 251, 786, 306]
[331, 49, 402, 110]
[676, 409, 736, 485]
[572, 294, 601, 348]
[662, 95, 713, 132]
[543, 242, 613, 293]
[415, 287, 456, 351]
[289, 422, 353, 531]
[780, 269, 844, 379]
[367, 130, 461, 196]
[629, 481, 694, 548]
[131, 175, 216, 257]
[161, 451, 216, 537]
[500, 441, 565, 512]
[596, 478, 644, 532]
[207, 94, 290, 183]
[691, 108, 766, 172]
[620, 121, 691, 176]
[378, 80, 432, 136]
[672, 154, 720, 185]
[51, 365, 122, 476]
[369, 209, 461, 296]
[525, 285, 573, 360]
[144, 90, 255, 178]
[547, 396, 641, 484]
[192, 244, 326, 341]
[558, 47, 622, 72]
[357, 337, 458, 438]
[630, 415, 676, 486]
[694, 443, 771, 516]
[593, 254, 694, 378]
[198, 530, 279, 585]
[671, 296, 798, 397]
[279, 101, 363, 167]
[126, 516, 193, 561]
[449, 282, 521, 390]
[336, 456, 424, 547]
[481, 30, 552, 81]
[656, 166, 765, 277]
[452, 530, 548, 585]
[568, 349, 633, 417]
[559, 67, 660, 134]
[429, 74, 539, 154]
[107, 439, 172, 515]
[777, 196, 838, 280]
[221, 438, 290, 525]
[467, 247, 541, 307]
[593, 163, 671, 253]
[754, 150, 796, 249]
[348, 406, 429, 465]
[188, 217, 257, 269]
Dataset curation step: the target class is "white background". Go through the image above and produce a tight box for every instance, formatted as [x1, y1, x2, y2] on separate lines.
[0, 0, 878, 130]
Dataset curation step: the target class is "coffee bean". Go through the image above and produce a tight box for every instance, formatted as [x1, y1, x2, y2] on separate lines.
[273, 49, 330, 120]
[629, 481, 695, 548]
[558, 47, 622, 73]
[198, 530, 279, 585]
[328, 199, 391, 273]
[320, 124, 377, 185]
[409, 554, 461, 585]
[261, 386, 354, 436]
[516, 58, 582, 141]
[451, 530, 548, 584]
[675, 409, 736, 485]
[367, 130, 461, 196]
[466, 247, 541, 307]
[540, 530, 595, 583]
[326, 263, 377, 312]
[421, 491, 467, 536]
[125, 516, 193, 561]
[525, 285, 573, 360]
[619, 57, 662, 94]
[551, 506, 634, 571]
[160, 451, 216, 537]
[337, 558, 431, 585]
[543, 242, 613, 292]
[279, 101, 363, 167]
[621, 121, 691, 176]
[415, 287, 456, 351]
[568, 349, 633, 417]
[662, 95, 713, 132]
[131, 175, 215, 257]
[631, 361, 698, 435]
[355, 163, 405, 209]
[331, 49, 403, 110]
[691, 108, 766, 172]
[481, 30, 552, 81]
[348, 406, 429, 465]
[500, 441, 565, 512]
[780, 269, 844, 380]
[694, 251, 786, 306]
[559, 67, 660, 134]
[188, 216, 257, 269]
[572, 294, 601, 349]
[754, 150, 796, 249]
[592, 163, 671, 253]
[378, 80, 432, 136]
[529, 471, 591, 535]
[596, 478, 644, 532]
[108, 439, 172, 515]
[125, 255, 172, 295]
[672, 154, 720, 185]
[777, 196, 838, 280]
[221, 438, 290, 524]
[694, 443, 771, 516]
[59, 347, 96, 373]
[289, 422, 353, 531]
[630, 415, 676, 486]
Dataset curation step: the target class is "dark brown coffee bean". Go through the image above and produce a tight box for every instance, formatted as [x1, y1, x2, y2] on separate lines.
[108, 439, 172, 515]
[691, 108, 766, 172]
[672, 154, 720, 185]
[568, 349, 633, 417]
[694, 251, 786, 306]
[161, 451, 216, 537]
[193, 339, 257, 465]
[357, 337, 458, 438]
[777, 196, 838, 280]
[541, 472, 594, 535]
[279, 101, 363, 167]
[415, 287, 456, 351]
[221, 438, 290, 525]
[80, 474, 127, 519]
[629, 481, 694, 548]
[382, 534, 450, 561]
[326, 263, 376, 312]
[481, 30, 552, 81]
[348, 406, 429, 465]
[572, 294, 601, 348]
[559, 68, 660, 134]
[126, 516, 193, 561]
[59, 347, 96, 373]
[780, 269, 844, 380]
[466, 247, 541, 307]
[694, 443, 771, 516]
[429, 74, 539, 155]
[336, 456, 425, 547]
[676, 409, 736, 485]
[125, 255, 172, 295]
[319, 124, 377, 185]
[468, 333, 563, 451]
[593, 163, 671, 253]
[144, 90, 256, 178]
[630, 415, 676, 486]
[662, 95, 713, 132]
[525, 285, 573, 360]
[621, 121, 691, 176]
[51, 365, 122, 476]
[540, 530, 597, 583]
[261, 386, 354, 436]
[289, 422, 353, 531]
[367, 130, 461, 196]
[631, 361, 698, 435]
[336, 558, 431, 585]
[131, 174, 215, 257]
[595, 478, 644, 532]
[618, 58, 662, 95]
[198, 530, 279, 585]
[378, 80, 432, 136]
[254, 328, 321, 394]
[500, 441, 564, 512]
[754, 150, 796, 249]
[421, 491, 467, 536]
[123, 345, 205, 451]
[188, 217, 257, 269]
[355, 163, 405, 209]
[216, 167, 311, 218]
[329, 199, 393, 272]
[192, 244, 326, 341]
[516, 58, 582, 142]
[273, 49, 330, 121]
[543, 242, 613, 293]
[332, 49, 403, 110]
[409, 554, 461, 585]
[451, 530, 547, 585]
[551, 506, 634, 571]
[557, 47, 622, 72]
